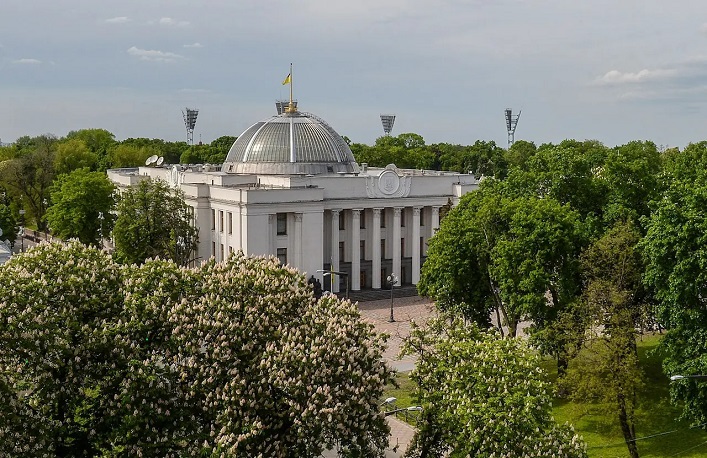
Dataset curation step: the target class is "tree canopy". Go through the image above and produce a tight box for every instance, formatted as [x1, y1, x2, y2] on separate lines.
[113, 179, 198, 265]
[45, 168, 116, 245]
[0, 241, 394, 456]
[402, 315, 587, 458]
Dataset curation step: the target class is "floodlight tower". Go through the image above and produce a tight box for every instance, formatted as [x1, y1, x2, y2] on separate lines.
[182, 108, 199, 145]
[380, 114, 396, 136]
[505, 108, 521, 148]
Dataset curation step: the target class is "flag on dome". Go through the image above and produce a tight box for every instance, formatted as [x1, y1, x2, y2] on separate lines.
[282, 73, 291, 85]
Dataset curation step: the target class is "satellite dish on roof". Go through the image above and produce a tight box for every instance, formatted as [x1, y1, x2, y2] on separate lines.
[156, 156, 164, 166]
[145, 155, 159, 166]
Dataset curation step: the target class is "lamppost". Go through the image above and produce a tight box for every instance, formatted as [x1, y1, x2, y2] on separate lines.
[18, 209, 25, 252]
[670, 375, 707, 381]
[317, 269, 350, 299]
[387, 273, 399, 322]
[98, 212, 104, 248]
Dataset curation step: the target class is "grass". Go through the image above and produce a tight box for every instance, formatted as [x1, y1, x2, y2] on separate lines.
[383, 334, 707, 457]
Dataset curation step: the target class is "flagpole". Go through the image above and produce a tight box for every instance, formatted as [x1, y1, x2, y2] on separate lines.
[289, 62, 294, 112]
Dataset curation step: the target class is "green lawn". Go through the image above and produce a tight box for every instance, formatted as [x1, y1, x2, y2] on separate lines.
[383, 334, 707, 457]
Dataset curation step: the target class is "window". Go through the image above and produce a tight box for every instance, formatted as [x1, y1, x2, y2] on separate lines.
[401, 208, 405, 227]
[360, 271, 367, 289]
[401, 238, 405, 257]
[229, 245, 234, 255]
[277, 248, 287, 265]
[212, 241, 216, 257]
[339, 241, 345, 262]
[228, 212, 233, 234]
[360, 240, 365, 260]
[380, 209, 386, 228]
[220, 244, 224, 260]
[219, 211, 224, 233]
[381, 239, 386, 259]
[277, 213, 287, 235]
[360, 210, 366, 229]
[211, 209, 216, 230]
[339, 211, 345, 230]
[420, 236, 424, 256]
[420, 208, 425, 226]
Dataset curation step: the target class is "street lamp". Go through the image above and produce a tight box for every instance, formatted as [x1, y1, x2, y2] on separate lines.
[387, 273, 399, 322]
[670, 375, 707, 381]
[317, 269, 350, 299]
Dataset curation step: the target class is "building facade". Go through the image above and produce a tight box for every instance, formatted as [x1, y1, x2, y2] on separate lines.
[108, 107, 478, 292]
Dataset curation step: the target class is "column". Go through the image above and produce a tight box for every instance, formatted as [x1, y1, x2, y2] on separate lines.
[431, 206, 441, 235]
[268, 214, 275, 256]
[393, 207, 402, 283]
[294, 213, 303, 270]
[351, 209, 361, 291]
[412, 207, 421, 285]
[330, 209, 340, 293]
[372, 208, 382, 289]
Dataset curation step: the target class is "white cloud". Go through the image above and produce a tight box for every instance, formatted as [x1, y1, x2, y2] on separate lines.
[105, 16, 130, 24]
[127, 46, 184, 63]
[596, 68, 678, 85]
[183, 42, 203, 48]
[159, 17, 190, 27]
[13, 58, 41, 65]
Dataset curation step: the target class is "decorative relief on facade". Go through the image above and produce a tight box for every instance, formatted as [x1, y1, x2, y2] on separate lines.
[366, 164, 411, 198]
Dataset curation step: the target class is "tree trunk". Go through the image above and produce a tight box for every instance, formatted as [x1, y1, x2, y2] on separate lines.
[618, 393, 639, 458]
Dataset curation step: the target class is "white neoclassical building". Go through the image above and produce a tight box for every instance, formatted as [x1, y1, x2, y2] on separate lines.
[108, 104, 478, 293]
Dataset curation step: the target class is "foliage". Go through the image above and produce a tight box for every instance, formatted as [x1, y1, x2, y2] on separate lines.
[563, 221, 646, 458]
[113, 179, 198, 266]
[0, 242, 125, 456]
[401, 315, 587, 458]
[45, 168, 116, 245]
[0, 135, 57, 230]
[0, 204, 17, 247]
[641, 147, 707, 426]
[419, 181, 585, 341]
[0, 242, 394, 456]
[54, 138, 99, 175]
[108, 144, 160, 168]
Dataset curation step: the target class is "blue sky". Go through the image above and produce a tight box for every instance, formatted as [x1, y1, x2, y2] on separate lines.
[2, 0, 707, 149]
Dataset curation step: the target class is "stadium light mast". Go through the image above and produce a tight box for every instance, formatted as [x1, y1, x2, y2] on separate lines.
[504, 108, 521, 148]
[182, 108, 199, 145]
[380, 114, 396, 136]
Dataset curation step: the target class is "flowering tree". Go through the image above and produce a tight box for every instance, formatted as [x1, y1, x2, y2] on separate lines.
[0, 242, 394, 457]
[402, 316, 587, 458]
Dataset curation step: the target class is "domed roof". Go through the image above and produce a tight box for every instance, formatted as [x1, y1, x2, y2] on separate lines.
[223, 110, 359, 175]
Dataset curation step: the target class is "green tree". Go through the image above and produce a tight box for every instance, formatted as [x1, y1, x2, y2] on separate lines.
[0, 242, 394, 456]
[641, 146, 707, 426]
[564, 221, 646, 458]
[419, 182, 585, 343]
[113, 179, 198, 265]
[402, 315, 587, 458]
[54, 138, 99, 175]
[0, 135, 56, 231]
[108, 144, 159, 168]
[45, 168, 115, 245]
[0, 204, 17, 247]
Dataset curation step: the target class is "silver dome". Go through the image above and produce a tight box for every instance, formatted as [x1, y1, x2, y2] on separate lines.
[223, 111, 359, 175]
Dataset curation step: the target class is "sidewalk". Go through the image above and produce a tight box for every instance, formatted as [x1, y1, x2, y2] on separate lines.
[321, 416, 417, 458]
[357, 295, 436, 372]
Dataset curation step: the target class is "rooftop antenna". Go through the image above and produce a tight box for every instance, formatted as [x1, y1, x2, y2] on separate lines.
[145, 154, 158, 166]
[505, 108, 521, 148]
[156, 156, 164, 166]
[182, 107, 199, 145]
[380, 114, 396, 136]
